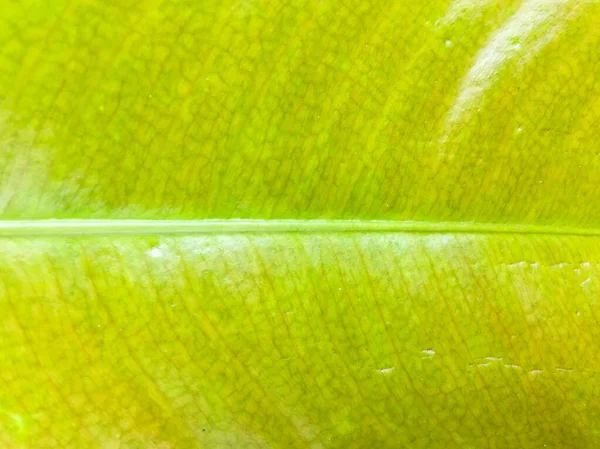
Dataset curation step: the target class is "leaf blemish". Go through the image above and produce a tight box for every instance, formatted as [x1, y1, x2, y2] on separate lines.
[147, 246, 164, 258]
[504, 364, 521, 369]
[581, 278, 591, 287]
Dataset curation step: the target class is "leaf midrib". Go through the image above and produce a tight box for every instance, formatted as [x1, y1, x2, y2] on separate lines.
[0, 219, 599, 237]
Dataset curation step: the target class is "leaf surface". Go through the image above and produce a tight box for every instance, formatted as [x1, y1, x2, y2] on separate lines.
[1, 1, 600, 448]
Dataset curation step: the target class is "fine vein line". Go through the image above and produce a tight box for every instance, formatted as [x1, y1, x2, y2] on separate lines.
[0, 219, 598, 237]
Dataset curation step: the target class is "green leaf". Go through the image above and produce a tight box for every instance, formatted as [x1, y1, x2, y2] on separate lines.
[1, 1, 599, 448]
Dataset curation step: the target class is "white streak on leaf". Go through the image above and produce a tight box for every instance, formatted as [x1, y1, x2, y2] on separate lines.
[581, 278, 591, 287]
[504, 364, 522, 369]
[438, 0, 570, 146]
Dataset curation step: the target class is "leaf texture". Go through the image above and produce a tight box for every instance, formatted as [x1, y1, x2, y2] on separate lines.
[1, 1, 600, 448]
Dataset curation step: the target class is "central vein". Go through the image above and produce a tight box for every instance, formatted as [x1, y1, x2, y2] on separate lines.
[0, 219, 598, 237]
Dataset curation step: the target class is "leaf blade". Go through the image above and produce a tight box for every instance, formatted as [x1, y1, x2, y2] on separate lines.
[2, 0, 600, 447]
[1, 233, 599, 448]
[0, 1, 599, 225]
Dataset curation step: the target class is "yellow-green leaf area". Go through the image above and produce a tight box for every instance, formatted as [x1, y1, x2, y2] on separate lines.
[2, 234, 600, 448]
[2, 1, 600, 448]
[0, 0, 599, 224]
